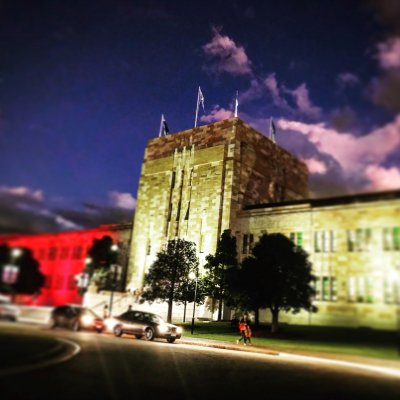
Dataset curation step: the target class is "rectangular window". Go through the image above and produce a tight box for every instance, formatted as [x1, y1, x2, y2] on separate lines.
[67, 275, 76, 290]
[322, 277, 330, 301]
[383, 228, 391, 251]
[348, 277, 356, 302]
[330, 230, 336, 252]
[322, 231, 329, 253]
[366, 278, 374, 303]
[347, 230, 355, 252]
[315, 277, 321, 300]
[394, 227, 400, 250]
[331, 277, 337, 302]
[48, 247, 57, 260]
[249, 234, 254, 252]
[314, 231, 321, 253]
[357, 276, 365, 302]
[290, 232, 295, 243]
[297, 232, 303, 247]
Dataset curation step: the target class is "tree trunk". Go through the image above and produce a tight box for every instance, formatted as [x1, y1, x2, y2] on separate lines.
[217, 298, 223, 321]
[183, 301, 187, 322]
[271, 308, 279, 333]
[167, 299, 173, 323]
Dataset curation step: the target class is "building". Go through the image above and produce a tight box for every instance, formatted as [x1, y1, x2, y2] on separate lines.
[0, 224, 132, 306]
[128, 117, 400, 329]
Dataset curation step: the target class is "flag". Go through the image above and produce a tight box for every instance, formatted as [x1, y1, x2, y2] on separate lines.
[159, 114, 169, 137]
[199, 87, 205, 111]
[234, 91, 239, 117]
[270, 118, 276, 143]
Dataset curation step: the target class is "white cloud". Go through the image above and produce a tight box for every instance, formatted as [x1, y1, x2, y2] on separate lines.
[365, 165, 400, 191]
[202, 28, 252, 76]
[286, 83, 322, 119]
[200, 106, 233, 123]
[278, 115, 400, 190]
[0, 186, 43, 201]
[109, 191, 136, 210]
[303, 158, 328, 174]
[377, 37, 400, 69]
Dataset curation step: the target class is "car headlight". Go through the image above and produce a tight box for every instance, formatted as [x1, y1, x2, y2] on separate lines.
[81, 315, 94, 326]
[158, 324, 169, 333]
[104, 318, 117, 330]
[176, 327, 183, 334]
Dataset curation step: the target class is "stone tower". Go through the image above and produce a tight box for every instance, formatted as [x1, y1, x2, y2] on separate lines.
[127, 118, 308, 290]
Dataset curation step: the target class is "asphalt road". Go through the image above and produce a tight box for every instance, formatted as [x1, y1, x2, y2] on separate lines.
[1, 324, 399, 400]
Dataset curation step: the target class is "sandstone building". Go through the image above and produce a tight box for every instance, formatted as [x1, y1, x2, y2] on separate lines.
[129, 117, 400, 330]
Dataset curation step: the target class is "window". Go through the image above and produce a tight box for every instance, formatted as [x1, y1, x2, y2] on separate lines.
[314, 277, 321, 300]
[384, 278, 400, 304]
[348, 276, 375, 303]
[290, 232, 303, 247]
[347, 229, 371, 252]
[316, 276, 337, 302]
[249, 234, 254, 252]
[383, 227, 400, 251]
[315, 231, 335, 252]
[67, 275, 76, 290]
[48, 247, 57, 260]
[322, 277, 330, 301]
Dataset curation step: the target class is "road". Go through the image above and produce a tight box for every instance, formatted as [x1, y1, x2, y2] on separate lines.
[1, 324, 399, 400]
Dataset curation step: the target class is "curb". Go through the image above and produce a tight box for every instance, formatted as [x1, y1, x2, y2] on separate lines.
[0, 338, 81, 377]
[179, 338, 279, 356]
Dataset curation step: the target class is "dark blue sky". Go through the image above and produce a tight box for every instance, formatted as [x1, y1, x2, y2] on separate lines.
[1, 0, 399, 233]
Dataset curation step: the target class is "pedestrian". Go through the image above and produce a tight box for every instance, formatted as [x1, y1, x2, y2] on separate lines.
[245, 323, 252, 345]
[103, 304, 109, 319]
[236, 317, 248, 345]
[127, 304, 132, 312]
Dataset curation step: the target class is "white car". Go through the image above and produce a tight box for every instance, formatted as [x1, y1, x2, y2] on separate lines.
[0, 297, 20, 321]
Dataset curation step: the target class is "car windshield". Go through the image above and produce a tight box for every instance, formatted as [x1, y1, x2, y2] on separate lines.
[149, 314, 164, 324]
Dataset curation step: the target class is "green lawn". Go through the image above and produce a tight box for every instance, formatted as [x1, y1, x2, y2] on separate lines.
[177, 321, 400, 360]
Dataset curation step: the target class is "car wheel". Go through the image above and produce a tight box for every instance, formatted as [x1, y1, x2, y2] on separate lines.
[114, 325, 123, 337]
[144, 327, 154, 341]
[72, 320, 80, 332]
[167, 338, 176, 344]
[134, 334, 142, 339]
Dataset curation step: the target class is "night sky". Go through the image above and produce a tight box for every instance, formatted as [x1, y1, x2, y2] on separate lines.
[1, 0, 399, 233]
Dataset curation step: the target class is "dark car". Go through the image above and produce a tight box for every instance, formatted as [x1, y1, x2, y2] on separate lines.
[49, 305, 104, 332]
[109, 310, 182, 343]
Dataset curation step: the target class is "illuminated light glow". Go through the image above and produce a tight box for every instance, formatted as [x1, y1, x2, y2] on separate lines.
[111, 244, 118, 251]
[176, 327, 183, 334]
[85, 257, 92, 264]
[11, 248, 23, 258]
[158, 324, 169, 333]
[81, 314, 94, 326]
[279, 353, 400, 379]
[104, 318, 118, 331]
[188, 272, 196, 280]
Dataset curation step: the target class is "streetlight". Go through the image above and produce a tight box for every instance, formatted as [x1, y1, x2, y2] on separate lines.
[2, 248, 22, 302]
[189, 270, 198, 335]
[109, 244, 121, 315]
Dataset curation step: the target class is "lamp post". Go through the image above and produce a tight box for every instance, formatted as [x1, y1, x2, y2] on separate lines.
[189, 270, 198, 335]
[108, 244, 121, 315]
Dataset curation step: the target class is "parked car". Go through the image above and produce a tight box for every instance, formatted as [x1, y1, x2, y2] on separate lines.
[0, 297, 20, 321]
[49, 305, 104, 332]
[107, 310, 182, 343]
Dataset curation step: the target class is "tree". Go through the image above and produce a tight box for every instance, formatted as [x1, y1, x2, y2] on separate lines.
[0, 245, 45, 297]
[141, 239, 199, 323]
[203, 229, 238, 321]
[234, 233, 316, 332]
[83, 236, 119, 294]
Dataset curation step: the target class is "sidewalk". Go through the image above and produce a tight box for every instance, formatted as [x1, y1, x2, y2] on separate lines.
[180, 335, 400, 371]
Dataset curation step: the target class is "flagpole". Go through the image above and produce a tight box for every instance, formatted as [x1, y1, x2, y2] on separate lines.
[194, 87, 200, 128]
[159, 114, 164, 137]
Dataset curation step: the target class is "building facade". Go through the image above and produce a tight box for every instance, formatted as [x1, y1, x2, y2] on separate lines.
[128, 117, 308, 290]
[0, 224, 132, 306]
[129, 118, 400, 330]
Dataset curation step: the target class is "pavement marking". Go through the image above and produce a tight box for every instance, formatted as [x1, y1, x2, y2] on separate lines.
[279, 352, 400, 379]
[0, 338, 81, 378]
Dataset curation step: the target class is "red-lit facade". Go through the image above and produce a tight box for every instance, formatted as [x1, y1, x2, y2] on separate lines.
[0, 224, 132, 306]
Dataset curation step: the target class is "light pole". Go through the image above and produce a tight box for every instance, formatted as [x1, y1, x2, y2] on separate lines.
[109, 244, 121, 315]
[189, 270, 198, 335]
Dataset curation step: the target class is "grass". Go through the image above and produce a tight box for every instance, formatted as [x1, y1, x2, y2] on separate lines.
[176, 320, 400, 360]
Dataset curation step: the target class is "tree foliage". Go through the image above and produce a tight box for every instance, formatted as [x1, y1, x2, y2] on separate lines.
[0, 245, 45, 296]
[203, 229, 238, 321]
[231, 233, 316, 332]
[141, 239, 199, 323]
[83, 236, 119, 294]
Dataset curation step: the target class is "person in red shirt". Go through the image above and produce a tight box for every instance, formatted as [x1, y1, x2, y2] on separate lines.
[236, 317, 248, 345]
[245, 323, 252, 345]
